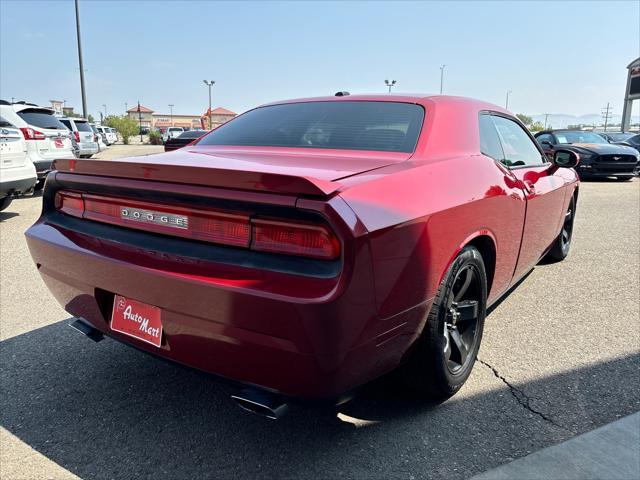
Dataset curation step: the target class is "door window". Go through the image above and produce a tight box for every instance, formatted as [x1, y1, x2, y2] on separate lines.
[535, 133, 554, 146]
[491, 116, 546, 167]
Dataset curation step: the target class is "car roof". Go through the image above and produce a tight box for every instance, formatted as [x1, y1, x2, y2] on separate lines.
[260, 94, 509, 114]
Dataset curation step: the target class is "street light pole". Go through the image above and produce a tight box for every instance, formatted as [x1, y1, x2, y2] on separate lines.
[125, 102, 128, 114]
[505, 90, 512, 110]
[384, 79, 396, 93]
[74, 0, 88, 118]
[137, 101, 143, 142]
[168, 104, 174, 127]
[439, 65, 446, 94]
[203, 80, 215, 129]
[102, 104, 107, 118]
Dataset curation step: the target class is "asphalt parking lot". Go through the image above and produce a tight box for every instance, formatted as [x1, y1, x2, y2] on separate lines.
[0, 154, 638, 479]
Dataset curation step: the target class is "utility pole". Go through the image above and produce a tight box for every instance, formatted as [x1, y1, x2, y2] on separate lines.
[102, 104, 107, 118]
[543, 113, 549, 130]
[168, 104, 174, 127]
[125, 102, 128, 113]
[439, 65, 446, 94]
[601, 103, 612, 132]
[384, 79, 396, 93]
[203, 80, 215, 129]
[505, 90, 512, 110]
[137, 101, 143, 142]
[74, 0, 87, 118]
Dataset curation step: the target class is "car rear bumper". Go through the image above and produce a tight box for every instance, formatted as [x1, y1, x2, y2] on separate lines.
[79, 144, 99, 156]
[0, 176, 37, 197]
[25, 216, 425, 399]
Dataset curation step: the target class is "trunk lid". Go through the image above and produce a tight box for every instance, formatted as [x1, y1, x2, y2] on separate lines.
[53, 145, 411, 196]
[0, 126, 28, 168]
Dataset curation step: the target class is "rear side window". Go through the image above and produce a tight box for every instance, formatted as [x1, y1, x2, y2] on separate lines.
[17, 109, 68, 130]
[491, 116, 545, 167]
[197, 101, 425, 153]
[479, 114, 504, 161]
[75, 121, 93, 132]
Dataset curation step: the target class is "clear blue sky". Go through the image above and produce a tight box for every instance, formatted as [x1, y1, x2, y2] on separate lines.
[1, 0, 639, 119]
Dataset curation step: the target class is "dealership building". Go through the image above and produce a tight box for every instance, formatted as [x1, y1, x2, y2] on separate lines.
[126, 105, 236, 130]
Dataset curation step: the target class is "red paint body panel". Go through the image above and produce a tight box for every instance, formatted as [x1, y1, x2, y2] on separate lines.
[26, 95, 578, 399]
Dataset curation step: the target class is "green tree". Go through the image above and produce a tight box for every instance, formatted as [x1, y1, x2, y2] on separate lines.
[530, 121, 544, 132]
[516, 113, 533, 126]
[87, 113, 95, 123]
[104, 115, 138, 145]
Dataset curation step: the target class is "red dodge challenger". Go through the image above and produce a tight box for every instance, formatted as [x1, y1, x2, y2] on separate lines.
[26, 94, 579, 418]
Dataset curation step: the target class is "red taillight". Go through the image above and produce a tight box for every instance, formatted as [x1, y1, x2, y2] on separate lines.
[74, 131, 80, 143]
[20, 127, 46, 140]
[55, 191, 84, 217]
[252, 219, 340, 259]
[54, 192, 340, 260]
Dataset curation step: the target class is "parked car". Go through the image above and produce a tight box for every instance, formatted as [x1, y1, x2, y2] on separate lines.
[535, 129, 639, 180]
[597, 132, 635, 144]
[26, 95, 580, 418]
[96, 126, 117, 145]
[59, 118, 99, 158]
[0, 101, 74, 190]
[161, 127, 184, 143]
[90, 124, 108, 151]
[164, 129, 205, 151]
[0, 116, 37, 211]
[613, 133, 640, 153]
[108, 127, 118, 144]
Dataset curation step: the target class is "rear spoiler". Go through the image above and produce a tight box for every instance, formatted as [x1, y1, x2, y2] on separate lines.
[53, 158, 341, 197]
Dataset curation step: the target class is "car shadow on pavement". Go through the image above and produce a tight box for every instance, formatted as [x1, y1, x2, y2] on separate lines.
[1, 320, 638, 479]
[0, 211, 19, 222]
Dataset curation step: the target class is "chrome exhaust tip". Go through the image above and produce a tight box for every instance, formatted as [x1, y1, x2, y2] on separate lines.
[231, 389, 289, 420]
[69, 318, 104, 342]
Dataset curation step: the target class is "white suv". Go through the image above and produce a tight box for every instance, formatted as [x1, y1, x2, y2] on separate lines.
[59, 117, 99, 158]
[0, 101, 74, 190]
[0, 115, 37, 211]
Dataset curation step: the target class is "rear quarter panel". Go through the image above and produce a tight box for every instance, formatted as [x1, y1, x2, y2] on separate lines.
[339, 154, 527, 321]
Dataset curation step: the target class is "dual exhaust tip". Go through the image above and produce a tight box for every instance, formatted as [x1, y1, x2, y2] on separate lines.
[69, 318, 289, 419]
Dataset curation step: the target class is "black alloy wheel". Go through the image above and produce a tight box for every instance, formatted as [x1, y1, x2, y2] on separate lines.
[443, 264, 482, 374]
[545, 196, 576, 262]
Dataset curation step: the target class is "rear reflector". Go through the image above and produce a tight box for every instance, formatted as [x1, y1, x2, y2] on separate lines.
[54, 191, 340, 259]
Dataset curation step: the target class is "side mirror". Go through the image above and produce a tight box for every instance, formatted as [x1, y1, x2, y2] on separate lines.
[553, 149, 580, 169]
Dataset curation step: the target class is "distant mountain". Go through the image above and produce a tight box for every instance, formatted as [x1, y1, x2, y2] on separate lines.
[529, 113, 622, 129]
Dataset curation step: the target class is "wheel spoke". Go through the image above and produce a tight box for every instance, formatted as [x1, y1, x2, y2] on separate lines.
[455, 300, 479, 322]
[449, 328, 468, 365]
[454, 267, 473, 302]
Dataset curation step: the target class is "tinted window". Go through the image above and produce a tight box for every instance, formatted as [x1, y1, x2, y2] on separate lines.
[17, 109, 68, 130]
[197, 101, 425, 153]
[479, 114, 504, 161]
[536, 133, 554, 145]
[628, 135, 640, 146]
[74, 121, 93, 132]
[178, 130, 204, 139]
[60, 119, 72, 129]
[492, 116, 545, 167]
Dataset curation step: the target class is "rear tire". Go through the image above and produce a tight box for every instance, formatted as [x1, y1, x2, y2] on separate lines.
[545, 196, 575, 262]
[0, 196, 13, 212]
[402, 246, 487, 399]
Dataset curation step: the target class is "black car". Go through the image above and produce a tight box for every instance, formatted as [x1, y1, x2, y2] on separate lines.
[535, 130, 639, 180]
[164, 129, 206, 152]
[598, 132, 635, 145]
[619, 134, 640, 153]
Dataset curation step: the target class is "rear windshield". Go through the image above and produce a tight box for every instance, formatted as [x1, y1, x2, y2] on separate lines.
[17, 109, 68, 130]
[74, 121, 93, 132]
[197, 101, 425, 153]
